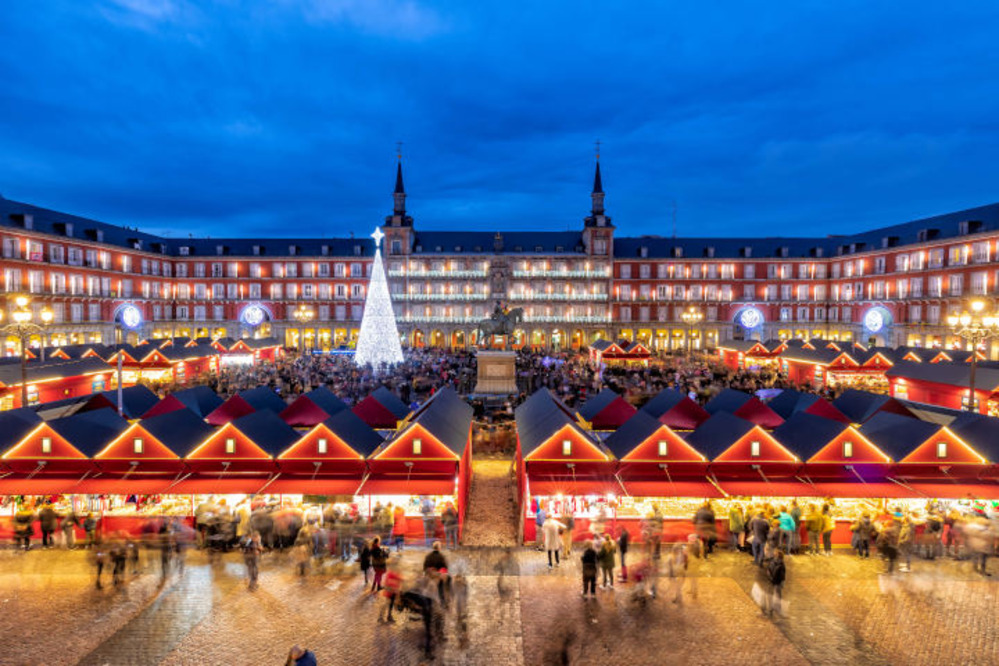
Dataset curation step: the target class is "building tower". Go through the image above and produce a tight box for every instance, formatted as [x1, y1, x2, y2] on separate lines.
[383, 151, 414, 257]
[583, 151, 614, 257]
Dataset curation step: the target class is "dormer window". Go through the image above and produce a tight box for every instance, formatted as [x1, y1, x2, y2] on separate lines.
[562, 439, 572, 456]
[225, 437, 236, 454]
[750, 440, 761, 457]
[41, 437, 52, 454]
[657, 440, 668, 457]
[179, 246, 190, 256]
[413, 438, 422, 455]
[842, 441, 853, 459]
[317, 438, 328, 455]
[936, 441, 948, 458]
[133, 438, 144, 454]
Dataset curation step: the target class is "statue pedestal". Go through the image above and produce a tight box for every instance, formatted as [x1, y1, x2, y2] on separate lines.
[474, 350, 518, 395]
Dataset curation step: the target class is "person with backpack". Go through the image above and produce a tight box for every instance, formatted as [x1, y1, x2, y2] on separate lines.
[764, 550, 786, 617]
[369, 536, 389, 592]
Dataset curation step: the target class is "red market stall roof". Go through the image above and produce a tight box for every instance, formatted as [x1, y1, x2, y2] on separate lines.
[810, 481, 923, 499]
[704, 389, 784, 429]
[604, 411, 707, 464]
[142, 385, 223, 419]
[576, 388, 637, 430]
[773, 413, 891, 465]
[717, 339, 773, 356]
[904, 481, 999, 500]
[80, 385, 161, 420]
[949, 414, 999, 463]
[0, 357, 111, 391]
[2, 408, 128, 473]
[515, 389, 610, 463]
[832, 389, 916, 424]
[766, 389, 850, 424]
[185, 410, 298, 474]
[639, 388, 710, 430]
[278, 409, 383, 472]
[279, 387, 350, 427]
[140, 407, 218, 458]
[372, 388, 472, 462]
[897, 426, 990, 466]
[92, 420, 182, 469]
[0, 408, 43, 456]
[352, 386, 411, 429]
[858, 412, 945, 462]
[206, 394, 256, 425]
[686, 412, 799, 464]
[886, 359, 999, 395]
[237, 386, 288, 413]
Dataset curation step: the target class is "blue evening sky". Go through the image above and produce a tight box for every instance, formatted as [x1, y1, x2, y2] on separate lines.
[1, 1, 998, 239]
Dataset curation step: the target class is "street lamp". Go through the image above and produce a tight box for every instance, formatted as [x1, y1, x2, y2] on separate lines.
[0, 296, 54, 407]
[680, 306, 703, 355]
[946, 300, 999, 412]
[292, 304, 315, 354]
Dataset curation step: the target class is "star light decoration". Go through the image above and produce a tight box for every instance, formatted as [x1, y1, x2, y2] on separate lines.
[353, 227, 404, 370]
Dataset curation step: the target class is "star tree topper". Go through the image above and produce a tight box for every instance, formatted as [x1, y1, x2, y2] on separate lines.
[371, 227, 385, 249]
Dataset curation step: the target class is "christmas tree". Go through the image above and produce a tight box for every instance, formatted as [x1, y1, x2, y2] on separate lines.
[354, 227, 404, 370]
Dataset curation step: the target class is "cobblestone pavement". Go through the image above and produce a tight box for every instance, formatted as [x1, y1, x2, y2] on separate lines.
[3, 546, 998, 665]
[461, 459, 518, 547]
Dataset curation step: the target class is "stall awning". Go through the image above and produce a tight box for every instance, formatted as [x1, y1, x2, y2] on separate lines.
[264, 478, 363, 495]
[0, 478, 82, 495]
[622, 480, 722, 499]
[168, 477, 273, 494]
[905, 482, 999, 500]
[528, 479, 620, 497]
[810, 481, 920, 499]
[717, 479, 819, 497]
[77, 478, 174, 495]
[357, 478, 456, 496]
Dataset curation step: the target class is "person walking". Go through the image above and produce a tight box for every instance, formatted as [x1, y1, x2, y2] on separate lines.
[805, 504, 823, 555]
[391, 504, 407, 552]
[441, 502, 459, 550]
[535, 504, 547, 551]
[242, 531, 263, 591]
[83, 512, 99, 549]
[777, 506, 795, 555]
[38, 503, 58, 549]
[370, 536, 389, 591]
[617, 527, 630, 582]
[877, 519, 900, 574]
[789, 500, 803, 554]
[898, 514, 915, 572]
[423, 541, 450, 607]
[581, 540, 598, 599]
[821, 504, 835, 557]
[763, 550, 786, 617]
[543, 516, 566, 569]
[749, 510, 770, 566]
[561, 512, 575, 561]
[61, 510, 79, 550]
[420, 496, 437, 547]
[358, 539, 372, 586]
[285, 645, 318, 666]
[13, 503, 35, 551]
[598, 535, 616, 589]
[728, 503, 745, 552]
[378, 560, 403, 624]
[667, 542, 687, 604]
[854, 513, 875, 559]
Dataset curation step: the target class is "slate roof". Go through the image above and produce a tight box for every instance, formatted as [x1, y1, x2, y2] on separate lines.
[603, 411, 664, 460]
[766, 389, 849, 423]
[772, 413, 850, 461]
[238, 386, 288, 413]
[82, 385, 161, 420]
[0, 408, 43, 455]
[413, 231, 585, 255]
[639, 388, 709, 430]
[577, 388, 628, 420]
[683, 412, 756, 460]
[948, 414, 999, 462]
[515, 389, 584, 457]
[0, 357, 110, 387]
[170, 386, 224, 417]
[857, 412, 940, 461]
[48, 407, 131, 457]
[369, 386, 410, 420]
[321, 409, 384, 458]
[140, 408, 217, 458]
[832, 389, 915, 423]
[704, 389, 784, 428]
[406, 387, 473, 455]
[229, 410, 300, 457]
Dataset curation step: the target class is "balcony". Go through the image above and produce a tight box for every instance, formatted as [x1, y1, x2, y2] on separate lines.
[395, 293, 489, 301]
[388, 270, 488, 279]
[508, 293, 608, 301]
[511, 269, 610, 278]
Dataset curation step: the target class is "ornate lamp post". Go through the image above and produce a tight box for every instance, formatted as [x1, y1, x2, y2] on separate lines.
[0, 296, 54, 407]
[946, 300, 999, 412]
[292, 304, 315, 354]
[681, 306, 703, 355]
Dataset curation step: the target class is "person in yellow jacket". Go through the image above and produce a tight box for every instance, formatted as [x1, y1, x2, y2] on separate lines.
[820, 504, 835, 556]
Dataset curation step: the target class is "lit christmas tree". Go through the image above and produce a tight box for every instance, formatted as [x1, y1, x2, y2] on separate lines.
[354, 227, 404, 370]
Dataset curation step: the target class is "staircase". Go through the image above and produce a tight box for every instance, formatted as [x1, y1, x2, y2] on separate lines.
[462, 458, 519, 547]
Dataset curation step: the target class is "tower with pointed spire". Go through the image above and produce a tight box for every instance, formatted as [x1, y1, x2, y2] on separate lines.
[383, 149, 414, 258]
[583, 149, 614, 258]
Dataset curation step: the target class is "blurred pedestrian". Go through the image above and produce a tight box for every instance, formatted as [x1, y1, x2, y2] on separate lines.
[749, 510, 769, 566]
[821, 504, 835, 557]
[242, 531, 263, 591]
[805, 504, 823, 555]
[534, 504, 547, 550]
[358, 538, 372, 586]
[83, 512, 99, 549]
[61, 510, 79, 550]
[442, 502, 459, 550]
[728, 503, 745, 551]
[667, 543, 687, 603]
[38, 502, 58, 549]
[581, 540, 598, 599]
[285, 645, 318, 666]
[543, 516, 565, 569]
[420, 496, 437, 547]
[370, 536, 389, 592]
[13, 503, 35, 551]
[693, 501, 716, 558]
[617, 527, 630, 582]
[391, 504, 407, 552]
[764, 550, 786, 617]
[598, 535, 616, 589]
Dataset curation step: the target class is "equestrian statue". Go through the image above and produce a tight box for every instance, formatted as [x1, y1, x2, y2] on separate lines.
[476, 302, 524, 350]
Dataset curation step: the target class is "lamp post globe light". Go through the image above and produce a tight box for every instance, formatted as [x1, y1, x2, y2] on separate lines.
[946, 299, 999, 412]
[0, 295, 54, 408]
[292, 304, 316, 353]
[680, 306, 703, 355]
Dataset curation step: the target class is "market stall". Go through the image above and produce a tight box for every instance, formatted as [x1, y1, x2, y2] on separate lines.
[360, 388, 473, 542]
[765, 389, 850, 423]
[352, 386, 411, 429]
[576, 388, 637, 431]
[639, 388, 710, 430]
[887, 360, 999, 416]
[141, 385, 224, 419]
[279, 387, 350, 427]
[704, 388, 784, 429]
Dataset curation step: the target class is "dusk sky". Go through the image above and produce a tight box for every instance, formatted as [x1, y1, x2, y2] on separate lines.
[2, 2, 998, 240]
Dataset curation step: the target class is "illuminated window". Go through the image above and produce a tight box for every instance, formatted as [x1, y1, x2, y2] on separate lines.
[413, 438, 422, 455]
[842, 441, 853, 458]
[657, 440, 668, 457]
[317, 438, 328, 455]
[562, 439, 572, 456]
[936, 441, 947, 459]
[133, 438, 143, 454]
[225, 437, 236, 454]
[750, 440, 761, 457]
[41, 437, 51, 454]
